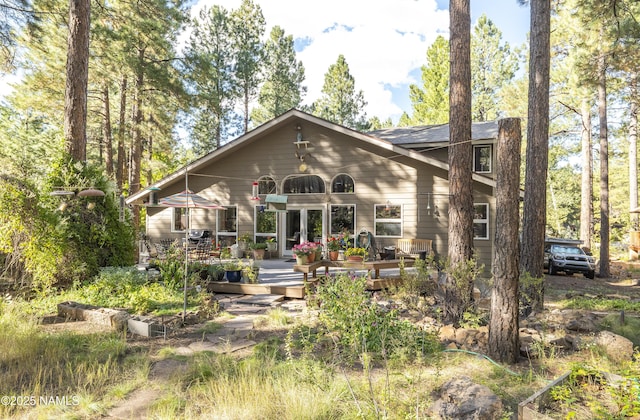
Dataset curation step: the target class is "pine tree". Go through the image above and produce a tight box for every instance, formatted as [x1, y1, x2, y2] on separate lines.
[444, 0, 473, 325]
[471, 14, 518, 122]
[521, 0, 551, 312]
[409, 35, 449, 125]
[251, 25, 306, 126]
[182, 5, 240, 153]
[231, 0, 265, 133]
[312, 54, 369, 130]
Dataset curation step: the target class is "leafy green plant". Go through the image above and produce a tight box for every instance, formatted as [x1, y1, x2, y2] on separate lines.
[316, 272, 440, 361]
[344, 247, 366, 257]
[223, 259, 244, 271]
[76, 266, 186, 314]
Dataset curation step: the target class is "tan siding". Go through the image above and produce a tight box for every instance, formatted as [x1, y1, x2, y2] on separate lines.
[145, 118, 497, 273]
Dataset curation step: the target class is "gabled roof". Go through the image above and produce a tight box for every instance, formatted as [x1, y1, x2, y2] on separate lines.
[126, 109, 497, 205]
[369, 120, 498, 148]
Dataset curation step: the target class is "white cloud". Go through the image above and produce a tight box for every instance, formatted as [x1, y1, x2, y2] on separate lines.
[194, 0, 449, 122]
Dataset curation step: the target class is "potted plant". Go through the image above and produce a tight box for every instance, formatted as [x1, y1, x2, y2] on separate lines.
[345, 247, 367, 262]
[237, 233, 252, 252]
[292, 242, 314, 265]
[266, 237, 277, 252]
[223, 259, 244, 282]
[250, 242, 268, 260]
[326, 236, 342, 261]
[207, 264, 225, 281]
[242, 259, 260, 284]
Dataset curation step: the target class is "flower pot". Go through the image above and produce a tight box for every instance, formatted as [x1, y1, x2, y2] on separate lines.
[347, 255, 364, 262]
[307, 252, 316, 263]
[295, 254, 308, 265]
[266, 242, 277, 252]
[225, 269, 242, 282]
[329, 251, 339, 261]
[253, 249, 265, 260]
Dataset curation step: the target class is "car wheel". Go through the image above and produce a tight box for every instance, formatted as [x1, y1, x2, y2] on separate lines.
[549, 263, 557, 275]
[586, 270, 595, 279]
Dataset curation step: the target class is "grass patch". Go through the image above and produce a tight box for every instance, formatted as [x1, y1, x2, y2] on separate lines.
[0, 301, 150, 418]
[599, 313, 640, 346]
[561, 296, 640, 312]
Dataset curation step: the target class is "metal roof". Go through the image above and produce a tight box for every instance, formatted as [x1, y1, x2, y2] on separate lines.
[369, 120, 499, 147]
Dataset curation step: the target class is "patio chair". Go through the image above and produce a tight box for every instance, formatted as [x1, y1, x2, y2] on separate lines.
[192, 238, 212, 262]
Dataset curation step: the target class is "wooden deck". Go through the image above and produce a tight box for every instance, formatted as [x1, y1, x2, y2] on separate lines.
[292, 258, 415, 281]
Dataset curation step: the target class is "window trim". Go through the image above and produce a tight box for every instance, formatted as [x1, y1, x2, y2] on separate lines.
[473, 144, 492, 173]
[216, 205, 238, 246]
[473, 203, 489, 240]
[254, 205, 277, 243]
[329, 204, 356, 236]
[282, 174, 326, 194]
[374, 203, 403, 238]
[171, 207, 187, 233]
[257, 175, 277, 195]
[330, 173, 355, 194]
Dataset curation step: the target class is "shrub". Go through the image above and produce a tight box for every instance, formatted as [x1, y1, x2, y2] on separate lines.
[316, 273, 440, 361]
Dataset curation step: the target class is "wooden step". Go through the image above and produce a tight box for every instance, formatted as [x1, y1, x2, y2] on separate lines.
[206, 282, 306, 299]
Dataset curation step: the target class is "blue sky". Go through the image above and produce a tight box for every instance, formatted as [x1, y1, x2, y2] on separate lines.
[0, 0, 531, 125]
[192, 0, 530, 123]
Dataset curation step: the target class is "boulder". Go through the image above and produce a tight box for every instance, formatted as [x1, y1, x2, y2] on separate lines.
[594, 330, 634, 362]
[431, 376, 503, 420]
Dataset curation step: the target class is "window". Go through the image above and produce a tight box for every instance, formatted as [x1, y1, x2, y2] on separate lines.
[374, 204, 402, 237]
[217, 206, 237, 247]
[283, 175, 325, 194]
[255, 206, 276, 243]
[172, 208, 187, 232]
[473, 145, 492, 173]
[330, 205, 355, 236]
[258, 176, 277, 195]
[473, 203, 489, 240]
[331, 174, 355, 193]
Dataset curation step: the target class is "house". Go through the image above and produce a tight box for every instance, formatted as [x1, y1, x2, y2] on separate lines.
[126, 109, 505, 272]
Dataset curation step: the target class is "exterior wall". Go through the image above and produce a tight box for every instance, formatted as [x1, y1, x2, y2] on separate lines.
[145, 118, 496, 275]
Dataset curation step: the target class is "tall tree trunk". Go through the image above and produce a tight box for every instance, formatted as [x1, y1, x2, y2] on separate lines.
[580, 98, 593, 250]
[243, 89, 249, 133]
[444, 0, 473, 325]
[116, 76, 127, 192]
[131, 48, 145, 232]
[103, 85, 114, 177]
[488, 118, 521, 364]
[629, 74, 638, 231]
[63, 0, 90, 162]
[520, 0, 550, 313]
[597, 49, 610, 278]
[147, 114, 153, 185]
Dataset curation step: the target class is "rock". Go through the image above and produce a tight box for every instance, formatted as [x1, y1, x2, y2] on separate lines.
[565, 313, 600, 333]
[594, 331, 634, 362]
[439, 324, 457, 342]
[431, 376, 503, 420]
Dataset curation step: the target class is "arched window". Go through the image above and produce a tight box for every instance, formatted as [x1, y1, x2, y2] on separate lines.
[331, 174, 355, 193]
[282, 175, 325, 194]
[258, 176, 276, 195]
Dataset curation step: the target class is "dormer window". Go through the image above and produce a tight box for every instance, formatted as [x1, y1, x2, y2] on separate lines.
[473, 145, 492, 173]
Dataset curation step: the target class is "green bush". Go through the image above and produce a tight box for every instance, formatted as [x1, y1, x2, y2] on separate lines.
[316, 273, 440, 361]
[0, 157, 135, 289]
[76, 267, 184, 314]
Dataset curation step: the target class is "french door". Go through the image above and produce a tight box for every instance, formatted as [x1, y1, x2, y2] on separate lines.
[282, 206, 324, 256]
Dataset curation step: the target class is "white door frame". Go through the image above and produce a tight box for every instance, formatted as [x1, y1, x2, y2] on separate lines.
[280, 205, 326, 256]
